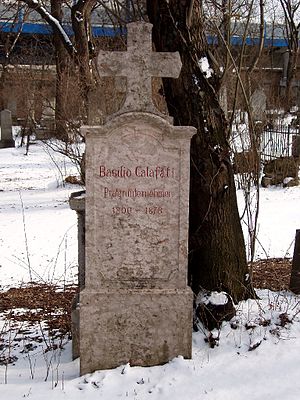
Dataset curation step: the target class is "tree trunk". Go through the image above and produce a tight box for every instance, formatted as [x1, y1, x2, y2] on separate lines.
[71, 0, 97, 123]
[285, 48, 298, 109]
[147, 0, 253, 302]
[51, 0, 70, 141]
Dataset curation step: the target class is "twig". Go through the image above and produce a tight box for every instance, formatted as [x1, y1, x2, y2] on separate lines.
[18, 191, 33, 282]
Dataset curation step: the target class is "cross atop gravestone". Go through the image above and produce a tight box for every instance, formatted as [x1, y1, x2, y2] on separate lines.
[97, 22, 181, 117]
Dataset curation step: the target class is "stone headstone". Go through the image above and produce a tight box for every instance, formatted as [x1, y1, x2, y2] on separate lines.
[0, 109, 14, 148]
[69, 190, 86, 360]
[250, 88, 267, 122]
[292, 135, 300, 158]
[261, 157, 299, 187]
[79, 22, 196, 375]
[290, 230, 300, 294]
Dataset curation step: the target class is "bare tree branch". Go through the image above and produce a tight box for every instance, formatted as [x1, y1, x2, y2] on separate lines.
[20, 0, 77, 57]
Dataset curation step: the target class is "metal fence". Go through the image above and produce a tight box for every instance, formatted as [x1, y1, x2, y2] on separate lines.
[261, 124, 300, 161]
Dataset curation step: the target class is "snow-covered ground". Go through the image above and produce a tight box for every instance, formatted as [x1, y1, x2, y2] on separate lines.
[237, 185, 300, 260]
[1, 141, 300, 399]
[0, 141, 80, 289]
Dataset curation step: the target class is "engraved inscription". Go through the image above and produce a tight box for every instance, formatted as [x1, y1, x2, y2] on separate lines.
[88, 125, 185, 288]
[94, 156, 180, 284]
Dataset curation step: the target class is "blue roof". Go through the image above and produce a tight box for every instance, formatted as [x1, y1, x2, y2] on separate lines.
[0, 21, 123, 37]
[0, 19, 291, 47]
[207, 35, 289, 47]
[0, 3, 294, 47]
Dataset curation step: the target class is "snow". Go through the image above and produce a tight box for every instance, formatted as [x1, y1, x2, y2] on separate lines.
[197, 291, 229, 306]
[1, 141, 300, 399]
[198, 57, 213, 78]
[0, 142, 80, 289]
[237, 186, 300, 259]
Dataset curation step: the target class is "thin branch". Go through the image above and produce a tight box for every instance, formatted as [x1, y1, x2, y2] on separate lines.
[20, 0, 77, 57]
[247, 0, 265, 75]
[186, 0, 195, 28]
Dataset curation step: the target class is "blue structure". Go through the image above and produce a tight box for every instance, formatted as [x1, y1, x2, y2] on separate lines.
[0, 21, 122, 37]
[0, 4, 291, 47]
[207, 35, 289, 48]
[0, 4, 124, 38]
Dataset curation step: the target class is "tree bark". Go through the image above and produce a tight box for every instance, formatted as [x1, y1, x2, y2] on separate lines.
[147, 0, 253, 302]
[71, 0, 97, 122]
[279, 0, 300, 109]
[51, 0, 70, 141]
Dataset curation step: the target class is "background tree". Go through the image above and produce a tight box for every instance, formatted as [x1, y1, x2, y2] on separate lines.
[147, 0, 254, 301]
[278, 0, 300, 109]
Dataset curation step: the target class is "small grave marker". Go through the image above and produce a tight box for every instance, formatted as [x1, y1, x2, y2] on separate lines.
[290, 229, 300, 294]
[250, 88, 267, 122]
[0, 109, 14, 148]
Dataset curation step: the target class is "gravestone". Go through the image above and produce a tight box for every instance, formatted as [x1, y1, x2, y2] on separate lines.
[250, 88, 267, 122]
[69, 190, 85, 360]
[292, 135, 300, 158]
[79, 22, 196, 375]
[0, 109, 14, 148]
[290, 230, 300, 294]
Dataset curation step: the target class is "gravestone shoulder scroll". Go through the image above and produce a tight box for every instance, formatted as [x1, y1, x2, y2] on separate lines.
[79, 21, 196, 375]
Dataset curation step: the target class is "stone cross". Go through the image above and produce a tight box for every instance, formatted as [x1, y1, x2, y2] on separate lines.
[97, 22, 182, 116]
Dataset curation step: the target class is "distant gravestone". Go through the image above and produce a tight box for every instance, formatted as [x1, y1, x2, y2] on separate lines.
[290, 230, 300, 294]
[292, 135, 300, 158]
[250, 88, 267, 122]
[79, 22, 196, 375]
[0, 109, 14, 148]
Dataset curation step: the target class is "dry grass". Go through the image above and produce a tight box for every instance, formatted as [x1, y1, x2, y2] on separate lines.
[0, 258, 293, 334]
[0, 283, 78, 334]
[251, 257, 292, 291]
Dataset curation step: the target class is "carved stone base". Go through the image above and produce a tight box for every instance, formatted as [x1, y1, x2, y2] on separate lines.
[79, 288, 193, 375]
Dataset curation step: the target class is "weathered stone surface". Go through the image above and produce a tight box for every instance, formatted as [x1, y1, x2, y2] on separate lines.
[84, 113, 195, 291]
[80, 288, 193, 374]
[69, 191, 85, 361]
[97, 22, 181, 118]
[71, 297, 80, 360]
[80, 112, 195, 372]
[263, 157, 298, 177]
[0, 109, 14, 148]
[292, 135, 300, 158]
[262, 156, 299, 186]
[69, 191, 86, 289]
[250, 88, 267, 122]
[290, 230, 300, 294]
